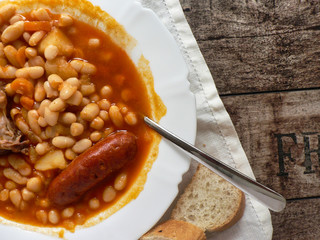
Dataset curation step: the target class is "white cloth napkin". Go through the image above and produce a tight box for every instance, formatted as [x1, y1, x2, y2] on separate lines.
[138, 0, 273, 239]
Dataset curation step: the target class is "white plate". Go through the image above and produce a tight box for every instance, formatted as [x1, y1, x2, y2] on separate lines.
[1, 0, 197, 239]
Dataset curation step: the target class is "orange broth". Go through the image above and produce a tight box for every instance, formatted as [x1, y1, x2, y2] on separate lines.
[0, 12, 155, 230]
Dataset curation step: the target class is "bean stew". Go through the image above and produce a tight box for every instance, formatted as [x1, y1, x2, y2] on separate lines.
[0, 2, 164, 232]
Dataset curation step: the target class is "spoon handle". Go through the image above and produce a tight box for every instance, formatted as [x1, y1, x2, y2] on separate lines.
[144, 117, 286, 212]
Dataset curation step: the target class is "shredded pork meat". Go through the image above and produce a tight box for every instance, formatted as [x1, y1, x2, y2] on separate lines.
[0, 86, 28, 154]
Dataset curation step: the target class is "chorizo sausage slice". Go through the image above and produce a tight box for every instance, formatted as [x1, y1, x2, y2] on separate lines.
[47, 131, 137, 206]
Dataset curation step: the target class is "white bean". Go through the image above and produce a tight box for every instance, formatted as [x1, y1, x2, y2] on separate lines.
[80, 103, 100, 121]
[9, 189, 22, 208]
[65, 90, 82, 106]
[33, 8, 51, 21]
[29, 31, 46, 46]
[48, 209, 60, 224]
[38, 198, 50, 208]
[80, 84, 95, 96]
[65, 77, 80, 88]
[121, 89, 134, 102]
[22, 188, 35, 201]
[0, 4, 16, 23]
[124, 112, 138, 126]
[0, 189, 9, 201]
[26, 177, 42, 193]
[109, 105, 123, 127]
[3, 168, 28, 185]
[0, 65, 17, 79]
[61, 207, 74, 218]
[81, 62, 96, 75]
[52, 136, 75, 148]
[72, 139, 92, 154]
[100, 85, 112, 99]
[5, 181, 16, 190]
[16, 66, 29, 78]
[88, 38, 100, 48]
[36, 209, 48, 224]
[60, 82, 77, 100]
[44, 45, 58, 60]
[103, 186, 116, 202]
[49, 98, 66, 112]
[40, 131, 48, 140]
[35, 142, 51, 155]
[48, 74, 63, 89]
[70, 122, 84, 136]
[97, 99, 111, 110]
[31, 66, 44, 79]
[65, 148, 76, 160]
[44, 81, 58, 98]
[34, 80, 46, 102]
[80, 97, 90, 107]
[89, 198, 100, 210]
[120, 106, 128, 115]
[90, 116, 104, 130]
[23, 32, 31, 42]
[38, 99, 51, 117]
[45, 126, 56, 138]
[70, 60, 96, 75]
[38, 116, 47, 127]
[99, 110, 109, 121]
[28, 109, 41, 136]
[9, 14, 24, 25]
[114, 172, 127, 191]
[59, 112, 76, 125]
[1, 21, 24, 43]
[90, 131, 102, 142]
[8, 154, 31, 176]
[70, 59, 82, 72]
[44, 107, 59, 126]
[89, 93, 99, 102]
[59, 14, 73, 27]
[25, 47, 37, 59]
[5, 83, 14, 96]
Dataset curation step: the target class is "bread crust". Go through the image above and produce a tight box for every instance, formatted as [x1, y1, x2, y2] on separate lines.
[210, 190, 245, 232]
[141, 165, 246, 239]
[171, 164, 245, 232]
[140, 219, 206, 240]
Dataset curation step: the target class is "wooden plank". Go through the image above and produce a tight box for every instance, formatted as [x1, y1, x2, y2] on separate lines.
[179, 0, 320, 238]
[181, 0, 320, 40]
[198, 32, 320, 94]
[180, 0, 320, 94]
[271, 198, 320, 240]
[221, 89, 320, 199]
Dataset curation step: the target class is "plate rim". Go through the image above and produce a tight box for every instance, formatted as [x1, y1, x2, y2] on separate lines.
[0, 0, 197, 239]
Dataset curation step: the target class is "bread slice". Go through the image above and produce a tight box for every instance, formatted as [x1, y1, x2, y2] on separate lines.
[171, 164, 245, 232]
[140, 219, 206, 240]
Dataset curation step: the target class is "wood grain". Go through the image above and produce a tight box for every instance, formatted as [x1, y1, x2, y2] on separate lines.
[179, 0, 320, 239]
[272, 198, 320, 240]
[181, 0, 320, 95]
[222, 90, 320, 199]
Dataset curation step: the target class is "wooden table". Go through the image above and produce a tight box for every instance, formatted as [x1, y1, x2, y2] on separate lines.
[179, 0, 320, 239]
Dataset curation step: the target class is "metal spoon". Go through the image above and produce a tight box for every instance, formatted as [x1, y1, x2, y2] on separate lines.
[144, 116, 286, 212]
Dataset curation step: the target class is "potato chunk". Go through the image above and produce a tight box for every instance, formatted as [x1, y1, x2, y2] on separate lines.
[35, 150, 67, 171]
[38, 28, 73, 57]
[45, 57, 78, 79]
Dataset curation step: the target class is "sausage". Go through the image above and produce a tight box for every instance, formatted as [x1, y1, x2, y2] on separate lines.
[47, 131, 137, 206]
